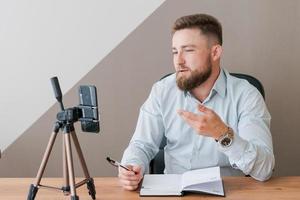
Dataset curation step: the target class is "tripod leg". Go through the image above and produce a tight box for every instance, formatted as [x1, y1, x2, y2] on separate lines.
[62, 136, 70, 195]
[70, 131, 91, 178]
[64, 132, 79, 200]
[86, 178, 96, 200]
[71, 131, 96, 199]
[27, 184, 38, 200]
[27, 131, 59, 200]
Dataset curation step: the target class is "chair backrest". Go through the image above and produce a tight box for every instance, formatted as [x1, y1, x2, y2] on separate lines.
[149, 72, 265, 174]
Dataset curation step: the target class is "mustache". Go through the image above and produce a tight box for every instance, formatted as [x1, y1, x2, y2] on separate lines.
[176, 66, 190, 73]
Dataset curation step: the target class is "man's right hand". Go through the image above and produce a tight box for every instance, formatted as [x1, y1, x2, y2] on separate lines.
[118, 165, 143, 191]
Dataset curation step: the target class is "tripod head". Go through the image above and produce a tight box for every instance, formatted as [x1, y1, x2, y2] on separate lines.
[50, 77, 100, 133]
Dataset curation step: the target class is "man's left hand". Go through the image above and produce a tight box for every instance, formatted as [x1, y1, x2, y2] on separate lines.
[178, 104, 228, 140]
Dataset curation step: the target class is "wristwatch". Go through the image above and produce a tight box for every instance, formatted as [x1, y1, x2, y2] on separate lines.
[216, 127, 234, 147]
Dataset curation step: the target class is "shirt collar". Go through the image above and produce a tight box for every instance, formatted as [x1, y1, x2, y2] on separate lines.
[184, 68, 227, 100]
[212, 68, 227, 99]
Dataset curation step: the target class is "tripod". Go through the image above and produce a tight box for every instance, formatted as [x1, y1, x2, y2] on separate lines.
[27, 77, 96, 200]
[27, 120, 96, 200]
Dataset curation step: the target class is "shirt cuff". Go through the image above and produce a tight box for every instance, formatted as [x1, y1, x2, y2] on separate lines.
[218, 132, 248, 162]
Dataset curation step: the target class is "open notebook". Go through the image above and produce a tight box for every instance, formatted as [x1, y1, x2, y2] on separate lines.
[140, 166, 225, 197]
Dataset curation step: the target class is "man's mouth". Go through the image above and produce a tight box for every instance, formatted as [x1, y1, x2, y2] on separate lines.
[177, 69, 189, 73]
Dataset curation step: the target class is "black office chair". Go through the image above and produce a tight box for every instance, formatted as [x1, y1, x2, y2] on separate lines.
[149, 72, 265, 174]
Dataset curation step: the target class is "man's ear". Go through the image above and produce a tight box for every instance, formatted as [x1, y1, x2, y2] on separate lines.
[211, 44, 222, 61]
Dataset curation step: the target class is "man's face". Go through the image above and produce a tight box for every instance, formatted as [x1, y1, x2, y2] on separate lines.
[172, 28, 212, 91]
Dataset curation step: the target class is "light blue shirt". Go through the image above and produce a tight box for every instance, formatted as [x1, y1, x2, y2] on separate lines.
[122, 68, 275, 181]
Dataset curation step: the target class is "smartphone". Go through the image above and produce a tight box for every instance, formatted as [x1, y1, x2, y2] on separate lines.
[79, 85, 100, 133]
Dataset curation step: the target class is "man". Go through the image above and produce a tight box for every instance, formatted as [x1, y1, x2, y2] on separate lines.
[119, 14, 275, 190]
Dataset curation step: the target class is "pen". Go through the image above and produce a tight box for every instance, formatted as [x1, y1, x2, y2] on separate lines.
[106, 157, 137, 174]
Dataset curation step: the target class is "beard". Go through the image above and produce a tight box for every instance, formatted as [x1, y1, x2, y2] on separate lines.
[176, 59, 212, 91]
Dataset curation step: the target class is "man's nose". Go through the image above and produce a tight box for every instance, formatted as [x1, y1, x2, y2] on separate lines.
[176, 52, 185, 65]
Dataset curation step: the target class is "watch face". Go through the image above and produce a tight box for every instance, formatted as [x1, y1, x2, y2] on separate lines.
[221, 137, 232, 146]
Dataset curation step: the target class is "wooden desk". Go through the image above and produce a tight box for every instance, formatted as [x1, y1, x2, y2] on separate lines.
[0, 177, 299, 199]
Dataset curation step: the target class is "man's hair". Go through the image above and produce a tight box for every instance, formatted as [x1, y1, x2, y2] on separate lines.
[172, 14, 222, 45]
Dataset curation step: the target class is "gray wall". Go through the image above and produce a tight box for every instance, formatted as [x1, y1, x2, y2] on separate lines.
[0, 0, 164, 151]
[0, 0, 299, 177]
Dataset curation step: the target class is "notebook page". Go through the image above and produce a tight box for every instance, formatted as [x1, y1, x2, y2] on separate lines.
[181, 166, 221, 189]
[140, 174, 182, 195]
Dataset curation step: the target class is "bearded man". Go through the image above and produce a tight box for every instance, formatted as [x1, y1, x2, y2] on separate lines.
[119, 14, 275, 191]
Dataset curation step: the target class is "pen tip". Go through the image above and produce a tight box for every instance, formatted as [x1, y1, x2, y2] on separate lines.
[106, 157, 110, 161]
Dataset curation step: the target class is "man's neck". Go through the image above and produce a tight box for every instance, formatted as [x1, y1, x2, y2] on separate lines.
[190, 67, 221, 103]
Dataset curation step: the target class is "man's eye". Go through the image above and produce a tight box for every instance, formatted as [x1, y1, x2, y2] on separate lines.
[185, 49, 194, 52]
[172, 51, 178, 55]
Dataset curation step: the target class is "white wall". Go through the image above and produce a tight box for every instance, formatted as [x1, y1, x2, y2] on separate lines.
[0, 0, 165, 151]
